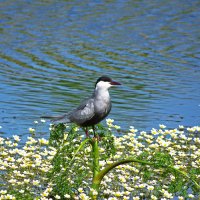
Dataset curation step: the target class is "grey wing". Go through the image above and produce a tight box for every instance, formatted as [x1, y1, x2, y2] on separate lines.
[68, 98, 95, 125]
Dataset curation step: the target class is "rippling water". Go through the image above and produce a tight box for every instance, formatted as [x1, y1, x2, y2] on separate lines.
[0, 0, 200, 138]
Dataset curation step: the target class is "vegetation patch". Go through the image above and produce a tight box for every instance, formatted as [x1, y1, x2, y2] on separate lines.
[0, 120, 200, 199]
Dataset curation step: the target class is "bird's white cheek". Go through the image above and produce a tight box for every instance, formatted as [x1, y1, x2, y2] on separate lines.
[96, 81, 111, 89]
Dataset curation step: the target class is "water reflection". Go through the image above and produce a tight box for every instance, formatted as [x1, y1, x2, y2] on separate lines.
[0, 0, 200, 138]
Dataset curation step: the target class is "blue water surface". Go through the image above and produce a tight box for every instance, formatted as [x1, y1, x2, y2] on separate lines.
[0, 0, 200, 139]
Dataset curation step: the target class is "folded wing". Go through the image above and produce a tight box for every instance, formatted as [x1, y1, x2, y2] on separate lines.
[68, 98, 95, 125]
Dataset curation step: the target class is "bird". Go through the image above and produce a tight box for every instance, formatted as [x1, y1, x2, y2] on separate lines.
[42, 76, 121, 137]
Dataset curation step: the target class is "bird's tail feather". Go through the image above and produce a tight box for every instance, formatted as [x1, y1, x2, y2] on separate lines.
[41, 114, 70, 124]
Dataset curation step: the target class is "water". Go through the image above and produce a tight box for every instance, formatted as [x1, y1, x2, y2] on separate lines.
[0, 0, 200, 139]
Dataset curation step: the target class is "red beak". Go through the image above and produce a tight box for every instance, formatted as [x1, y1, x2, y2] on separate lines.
[110, 81, 121, 85]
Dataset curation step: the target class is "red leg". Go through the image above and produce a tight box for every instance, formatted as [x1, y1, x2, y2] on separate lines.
[85, 127, 89, 137]
[92, 125, 100, 141]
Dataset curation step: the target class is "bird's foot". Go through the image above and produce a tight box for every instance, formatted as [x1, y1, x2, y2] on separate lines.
[85, 128, 90, 138]
[93, 135, 101, 141]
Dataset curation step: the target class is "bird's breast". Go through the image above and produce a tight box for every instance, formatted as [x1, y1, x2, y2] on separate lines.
[94, 98, 111, 116]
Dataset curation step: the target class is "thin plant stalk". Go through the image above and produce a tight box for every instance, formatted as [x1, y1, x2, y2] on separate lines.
[90, 138, 100, 200]
[89, 138, 200, 199]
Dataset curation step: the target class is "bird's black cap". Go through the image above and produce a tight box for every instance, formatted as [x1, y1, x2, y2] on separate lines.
[95, 76, 112, 86]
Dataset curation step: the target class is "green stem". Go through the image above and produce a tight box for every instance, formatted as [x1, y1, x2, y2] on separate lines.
[88, 138, 200, 199]
[90, 139, 100, 200]
[69, 138, 90, 166]
[92, 157, 200, 196]
[168, 166, 200, 190]
[95, 158, 154, 185]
